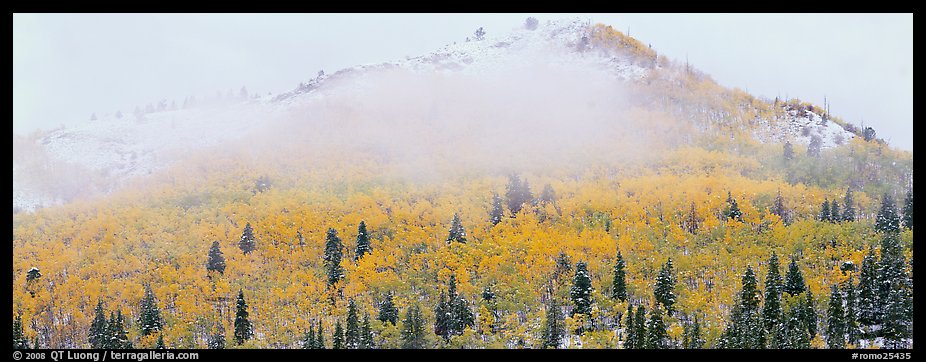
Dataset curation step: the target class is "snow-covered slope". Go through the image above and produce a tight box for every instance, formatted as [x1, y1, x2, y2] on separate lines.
[12, 18, 861, 212]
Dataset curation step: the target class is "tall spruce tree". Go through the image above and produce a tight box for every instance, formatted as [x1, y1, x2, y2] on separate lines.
[719, 266, 766, 349]
[902, 189, 913, 230]
[355, 221, 372, 261]
[323, 228, 344, 287]
[12, 314, 29, 349]
[360, 314, 374, 349]
[541, 298, 564, 349]
[207, 240, 226, 274]
[826, 284, 846, 348]
[138, 285, 163, 336]
[378, 293, 399, 326]
[633, 304, 647, 349]
[653, 258, 677, 314]
[332, 321, 344, 349]
[830, 201, 840, 223]
[857, 247, 880, 334]
[763, 253, 784, 335]
[505, 174, 525, 215]
[624, 304, 636, 349]
[401, 304, 426, 349]
[234, 290, 253, 345]
[570, 262, 593, 316]
[156, 334, 166, 349]
[644, 305, 669, 349]
[434, 275, 474, 340]
[683, 315, 704, 349]
[238, 222, 256, 254]
[842, 188, 856, 222]
[88, 300, 108, 348]
[875, 194, 900, 234]
[784, 258, 806, 296]
[303, 323, 316, 349]
[799, 291, 818, 340]
[345, 299, 360, 348]
[612, 251, 627, 302]
[819, 199, 832, 222]
[727, 192, 743, 221]
[878, 231, 913, 348]
[446, 213, 467, 243]
[109, 310, 132, 349]
[843, 280, 861, 346]
[489, 192, 504, 226]
[316, 321, 325, 349]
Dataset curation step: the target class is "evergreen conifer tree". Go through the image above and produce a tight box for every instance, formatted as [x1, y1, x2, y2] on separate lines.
[238, 222, 256, 254]
[88, 300, 108, 348]
[234, 290, 253, 345]
[784, 258, 806, 296]
[323, 228, 344, 287]
[541, 298, 564, 349]
[570, 262, 593, 316]
[612, 251, 627, 302]
[138, 285, 163, 336]
[378, 293, 399, 326]
[842, 188, 856, 222]
[875, 194, 900, 234]
[207, 240, 226, 274]
[355, 221, 372, 261]
[653, 258, 677, 314]
[489, 192, 504, 226]
[902, 189, 913, 230]
[346, 299, 360, 348]
[401, 304, 426, 349]
[446, 213, 467, 243]
[763, 253, 783, 334]
[333, 321, 344, 349]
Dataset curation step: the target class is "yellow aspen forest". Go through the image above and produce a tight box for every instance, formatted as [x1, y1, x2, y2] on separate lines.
[12, 16, 913, 351]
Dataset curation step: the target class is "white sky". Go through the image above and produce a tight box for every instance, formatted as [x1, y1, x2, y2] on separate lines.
[12, 13, 913, 150]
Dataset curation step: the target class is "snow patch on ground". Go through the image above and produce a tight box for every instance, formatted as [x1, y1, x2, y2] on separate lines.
[753, 109, 857, 150]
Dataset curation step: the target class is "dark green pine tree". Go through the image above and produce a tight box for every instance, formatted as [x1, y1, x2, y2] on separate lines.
[902, 189, 913, 230]
[360, 314, 374, 349]
[156, 333, 166, 349]
[612, 251, 627, 302]
[727, 192, 743, 221]
[623, 304, 636, 349]
[355, 221, 372, 261]
[446, 213, 467, 243]
[401, 304, 426, 349]
[842, 188, 856, 222]
[784, 306, 810, 349]
[332, 320, 344, 349]
[825, 284, 846, 349]
[110, 310, 132, 349]
[633, 304, 647, 349]
[88, 299, 108, 348]
[653, 258, 677, 314]
[570, 262, 593, 316]
[323, 228, 344, 287]
[878, 231, 913, 348]
[505, 174, 526, 215]
[489, 192, 504, 226]
[207, 240, 226, 274]
[843, 280, 862, 346]
[762, 253, 783, 334]
[234, 289, 253, 345]
[451, 290, 475, 336]
[208, 324, 225, 349]
[378, 292, 399, 326]
[541, 298, 564, 349]
[644, 305, 669, 349]
[345, 299, 360, 349]
[683, 315, 704, 349]
[138, 285, 163, 336]
[316, 321, 325, 349]
[875, 193, 900, 234]
[303, 323, 316, 349]
[819, 199, 831, 222]
[799, 291, 818, 340]
[857, 247, 880, 334]
[830, 201, 840, 223]
[539, 184, 556, 205]
[719, 266, 766, 349]
[433, 292, 450, 341]
[238, 222, 256, 254]
[784, 258, 806, 296]
[12, 313, 29, 349]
